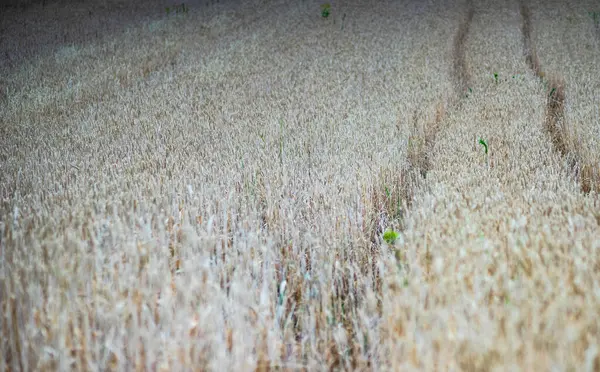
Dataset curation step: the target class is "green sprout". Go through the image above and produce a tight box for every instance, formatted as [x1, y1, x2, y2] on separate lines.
[549, 87, 556, 98]
[493, 72, 499, 84]
[383, 229, 400, 245]
[321, 3, 331, 18]
[479, 138, 488, 155]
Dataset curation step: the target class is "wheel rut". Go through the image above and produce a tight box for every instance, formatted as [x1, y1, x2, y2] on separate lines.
[402, 0, 475, 211]
[520, 2, 598, 194]
[452, 2, 475, 97]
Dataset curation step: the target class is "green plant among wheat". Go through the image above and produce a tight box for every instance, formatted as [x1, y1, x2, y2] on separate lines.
[479, 137, 489, 167]
[383, 228, 400, 245]
[479, 138, 488, 155]
[321, 3, 331, 18]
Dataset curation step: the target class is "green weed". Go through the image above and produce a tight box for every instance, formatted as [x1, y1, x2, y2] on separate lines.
[478, 138, 488, 155]
[321, 3, 331, 18]
[383, 229, 400, 245]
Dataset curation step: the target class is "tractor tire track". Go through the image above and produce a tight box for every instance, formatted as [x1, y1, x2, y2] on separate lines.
[366, 1, 477, 319]
[382, 1, 600, 367]
[520, 3, 597, 194]
[453, 2, 475, 97]
[402, 1, 475, 209]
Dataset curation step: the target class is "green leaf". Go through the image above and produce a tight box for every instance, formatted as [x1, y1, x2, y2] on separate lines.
[383, 229, 400, 245]
[321, 3, 331, 17]
[478, 138, 488, 155]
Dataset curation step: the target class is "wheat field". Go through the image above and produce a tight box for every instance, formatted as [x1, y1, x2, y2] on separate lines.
[1, 0, 599, 370]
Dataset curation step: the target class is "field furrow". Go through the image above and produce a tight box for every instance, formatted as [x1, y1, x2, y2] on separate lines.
[452, 0, 475, 97]
[387, 0, 600, 369]
[523, 0, 600, 194]
[520, 3, 580, 192]
[403, 0, 473, 212]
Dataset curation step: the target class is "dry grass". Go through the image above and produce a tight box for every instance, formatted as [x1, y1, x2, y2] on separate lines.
[1, 0, 600, 371]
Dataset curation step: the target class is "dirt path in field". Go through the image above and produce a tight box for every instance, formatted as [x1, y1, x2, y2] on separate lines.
[452, 1, 475, 97]
[520, 4, 568, 168]
[520, 2, 596, 194]
[385, 0, 600, 368]
[402, 1, 474, 209]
